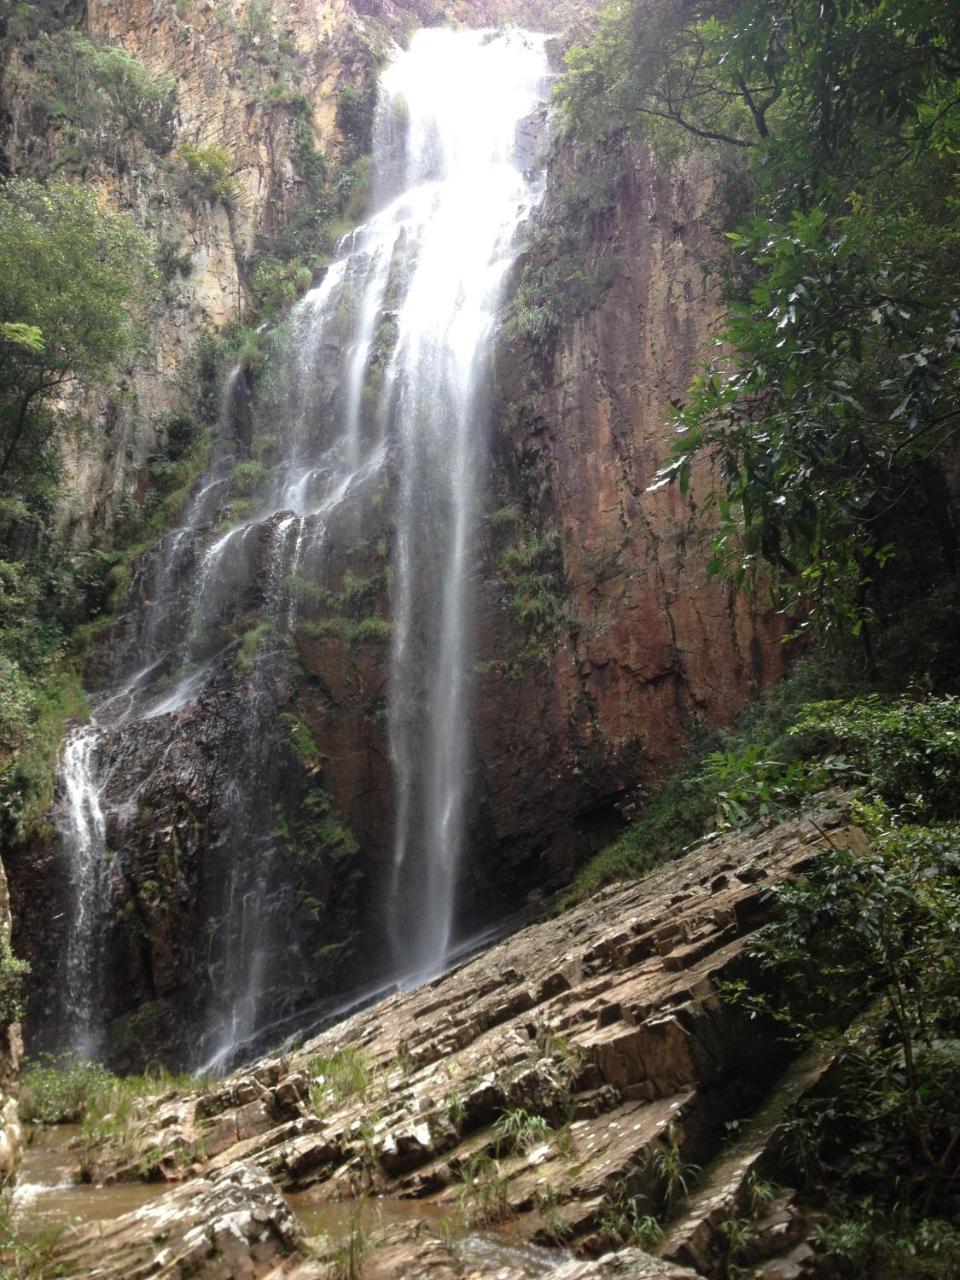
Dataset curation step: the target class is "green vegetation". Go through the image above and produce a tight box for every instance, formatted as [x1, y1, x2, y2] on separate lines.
[575, 668, 960, 1269]
[456, 1151, 509, 1226]
[6, 27, 176, 173]
[0, 179, 153, 485]
[297, 615, 392, 646]
[491, 526, 567, 674]
[0, 938, 29, 1027]
[20, 1054, 209, 1179]
[561, 0, 960, 642]
[0, 176, 157, 845]
[20, 1054, 207, 1126]
[241, 25, 383, 324]
[0, 1196, 60, 1278]
[234, 622, 276, 676]
[328, 1198, 371, 1280]
[176, 142, 238, 206]
[720, 787, 960, 1277]
[508, 151, 621, 356]
[599, 1179, 663, 1250]
[648, 1122, 699, 1211]
[492, 1107, 554, 1156]
[308, 1045, 377, 1108]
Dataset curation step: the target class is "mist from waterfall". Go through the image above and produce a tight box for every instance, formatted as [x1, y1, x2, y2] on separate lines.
[49, 26, 550, 1068]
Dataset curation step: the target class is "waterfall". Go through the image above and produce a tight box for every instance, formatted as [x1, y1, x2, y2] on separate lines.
[48, 26, 549, 1068]
[377, 29, 550, 980]
[57, 726, 109, 1057]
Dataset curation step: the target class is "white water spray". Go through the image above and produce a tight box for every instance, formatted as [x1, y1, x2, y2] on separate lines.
[378, 29, 550, 980]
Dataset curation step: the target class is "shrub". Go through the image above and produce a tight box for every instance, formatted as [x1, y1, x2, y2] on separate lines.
[177, 142, 238, 205]
[250, 257, 313, 322]
[727, 806, 960, 1244]
[0, 938, 29, 1027]
[20, 1054, 115, 1124]
[8, 31, 176, 164]
[790, 695, 960, 822]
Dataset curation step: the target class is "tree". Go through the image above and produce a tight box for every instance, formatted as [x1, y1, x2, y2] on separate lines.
[0, 178, 154, 483]
[561, 0, 960, 639]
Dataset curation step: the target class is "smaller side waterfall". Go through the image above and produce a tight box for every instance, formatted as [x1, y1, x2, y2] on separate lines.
[49, 369, 245, 1061]
[58, 727, 109, 1058]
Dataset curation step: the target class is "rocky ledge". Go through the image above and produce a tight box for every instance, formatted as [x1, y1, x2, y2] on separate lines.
[46, 802, 855, 1279]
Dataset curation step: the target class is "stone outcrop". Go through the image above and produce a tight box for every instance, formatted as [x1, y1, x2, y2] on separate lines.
[52, 805, 853, 1279]
[48, 1162, 314, 1278]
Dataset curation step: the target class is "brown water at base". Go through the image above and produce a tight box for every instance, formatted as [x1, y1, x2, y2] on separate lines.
[14, 1127, 568, 1276]
[12, 1126, 167, 1243]
[287, 1194, 567, 1276]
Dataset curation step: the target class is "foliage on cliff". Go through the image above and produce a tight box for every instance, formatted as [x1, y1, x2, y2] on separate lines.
[0, 178, 154, 842]
[562, 0, 960, 642]
[3, 17, 176, 175]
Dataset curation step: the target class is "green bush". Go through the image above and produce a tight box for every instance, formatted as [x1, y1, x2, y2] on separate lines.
[250, 257, 313, 322]
[177, 142, 238, 205]
[0, 938, 29, 1027]
[790, 695, 960, 822]
[8, 30, 176, 164]
[231, 460, 269, 498]
[20, 1054, 115, 1124]
[726, 806, 960, 1271]
[234, 622, 275, 675]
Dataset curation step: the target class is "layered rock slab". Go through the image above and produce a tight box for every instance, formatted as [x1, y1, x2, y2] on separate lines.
[62, 806, 854, 1278]
[47, 1162, 315, 1279]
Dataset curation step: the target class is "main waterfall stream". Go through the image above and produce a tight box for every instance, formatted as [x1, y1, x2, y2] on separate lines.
[48, 27, 550, 1070]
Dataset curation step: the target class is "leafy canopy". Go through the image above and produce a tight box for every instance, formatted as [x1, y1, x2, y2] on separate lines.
[0, 177, 154, 481]
[562, 0, 960, 638]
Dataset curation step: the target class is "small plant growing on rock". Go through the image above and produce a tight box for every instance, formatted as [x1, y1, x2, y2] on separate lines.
[309, 1045, 377, 1107]
[329, 1197, 371, 1280]
[493, 1107, 553, 1155]
[744, 1171, 777, 1218]
[457, 1152, 509, 1226]
[534, 1027, 585, 1084]
[718, 1216, 760, 1279]
[445, 1088, 466, 1128]
[599, 1181, 662, 1249]
[648, 1122, 699, 1210]
[534, 1184, 572, 1245]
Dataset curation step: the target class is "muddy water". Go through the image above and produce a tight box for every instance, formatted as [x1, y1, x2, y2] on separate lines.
[15, 1128, 569, 1276]
[288, 1193, 568, 1276]
[12, 1126, 164, 1242]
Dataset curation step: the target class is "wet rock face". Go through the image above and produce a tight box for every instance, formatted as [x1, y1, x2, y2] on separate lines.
[65, 808, 852, 1280]
[460, 137, 788, 910]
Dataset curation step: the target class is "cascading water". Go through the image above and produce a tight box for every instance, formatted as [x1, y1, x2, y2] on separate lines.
[57, 726, 109, 1058]
[377, 30, 550, 981]
[47, 26, 550, 1068]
